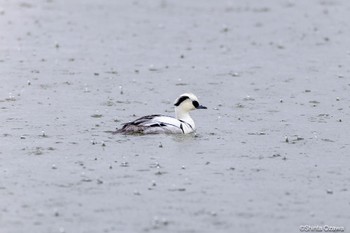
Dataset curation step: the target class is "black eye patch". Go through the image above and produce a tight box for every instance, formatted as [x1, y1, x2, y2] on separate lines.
[192, 101, 199, 108]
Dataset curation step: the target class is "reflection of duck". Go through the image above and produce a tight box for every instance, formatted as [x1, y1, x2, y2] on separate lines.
[116, 93, 207, 134]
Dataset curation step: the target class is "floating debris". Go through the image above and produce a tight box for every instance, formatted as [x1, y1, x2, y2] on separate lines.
[155, 171, 166, 176]
[133, 190, 141, 195]
[229, 72, 240, 77]
[271, 154, 281, 158]
[326, 189, 333, 194]
[90, 114, 103, 118]
[321, 138, 334, 143]
[54, 209, 59, 217]
[210, 211, 217, 216]
[120, 162, 129, 167]
[152, 180, 157, 186]
[168, 187, 186, 192]
[149, 64, 158, 71]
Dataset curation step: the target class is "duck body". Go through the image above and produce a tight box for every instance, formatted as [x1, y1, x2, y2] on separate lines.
[117, 114, 194, 134]
[116, 93, 207, 135]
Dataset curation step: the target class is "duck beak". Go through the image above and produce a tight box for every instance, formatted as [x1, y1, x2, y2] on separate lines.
[196, 105, 207, 109]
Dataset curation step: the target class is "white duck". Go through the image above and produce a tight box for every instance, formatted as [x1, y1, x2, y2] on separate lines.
[116, 93, 207, 134]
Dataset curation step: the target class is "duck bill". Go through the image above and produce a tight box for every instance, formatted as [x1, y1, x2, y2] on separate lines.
[196, 105, 207, 109]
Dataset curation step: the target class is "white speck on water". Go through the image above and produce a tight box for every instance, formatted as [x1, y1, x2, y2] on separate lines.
[27, 80, 31, 85]
[41, 131, 46, 137]
[8, 92, 15, 100]
[243, 95, 255, 101]
[230, 72, 240, 77]
[119, 85, 123, 95]
[51, 164, 57, 169]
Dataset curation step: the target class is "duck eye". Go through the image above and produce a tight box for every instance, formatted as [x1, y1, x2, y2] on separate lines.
[192, 101, 199, 108]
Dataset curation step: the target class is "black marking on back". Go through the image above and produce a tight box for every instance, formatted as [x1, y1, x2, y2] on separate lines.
[174, 96, 190, 106]
[150, 123, 166, 127]
[179, 119, 194, 130]
[124, 114, 162, 126]
[119, 114, 162, 130]
[180, 124, 185, 133]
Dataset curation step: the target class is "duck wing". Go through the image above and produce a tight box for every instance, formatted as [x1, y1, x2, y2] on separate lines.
[117, 115, 183, 134]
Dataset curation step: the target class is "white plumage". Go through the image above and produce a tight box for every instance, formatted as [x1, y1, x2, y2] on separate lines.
[116, 93, 207, 134]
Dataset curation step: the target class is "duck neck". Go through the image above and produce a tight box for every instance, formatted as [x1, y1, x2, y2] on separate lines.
[175, 108, 195, 128]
